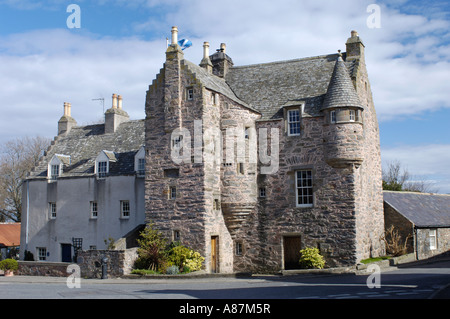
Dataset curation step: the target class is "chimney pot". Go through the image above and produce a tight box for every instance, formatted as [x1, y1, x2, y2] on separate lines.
[171, 26, 178, 45]
[351, 30, 358, 37]
[220, 43, 226, 53]
[118, 95, 123, 109]
[112, 93, 118, 109]
[203, 42, 210, 58]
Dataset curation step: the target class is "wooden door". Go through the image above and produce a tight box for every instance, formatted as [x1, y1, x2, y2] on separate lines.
[211, 236, 219, 273]
[283, 236, 301, 270]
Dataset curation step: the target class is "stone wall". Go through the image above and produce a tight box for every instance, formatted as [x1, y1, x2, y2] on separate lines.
[77, 248, 137, 278]
[384, 202, 415, 254]
[416, 228, 450, 260]
[18, 261, 71, 277]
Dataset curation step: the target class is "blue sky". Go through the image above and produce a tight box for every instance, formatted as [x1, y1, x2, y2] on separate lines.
[0, 0, 449, 193]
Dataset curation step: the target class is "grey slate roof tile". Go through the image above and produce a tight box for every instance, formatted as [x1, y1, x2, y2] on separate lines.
[322, 55, 363, 110]
[225, 53, 356, 121]
[384, 191, 450, 227]
[29, 119, 145, 179]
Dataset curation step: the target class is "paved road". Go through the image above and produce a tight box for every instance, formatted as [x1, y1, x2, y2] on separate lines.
[1, 260, 449, 301]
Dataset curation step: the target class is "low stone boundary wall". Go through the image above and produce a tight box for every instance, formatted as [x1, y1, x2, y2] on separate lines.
[77, 248, 138, 279]
[18, 261, 71, 277]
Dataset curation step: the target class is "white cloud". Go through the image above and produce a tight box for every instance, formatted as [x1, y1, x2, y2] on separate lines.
[0, 29, 165, 141]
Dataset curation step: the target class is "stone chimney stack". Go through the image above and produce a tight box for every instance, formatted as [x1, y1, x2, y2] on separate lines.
[166, 26, 183, 61]
[58, 102, 77, 135]
[200, 41, 213, 73]
[210, 43, 233, 78]
[345, 30, 365, 62]
[105, 93, 129, 134]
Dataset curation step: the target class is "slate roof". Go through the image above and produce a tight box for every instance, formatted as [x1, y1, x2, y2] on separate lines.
[225, 53, 357, 121]
[182, 59, 255, 112]
[322, 55, 363, 111]
[383, 191, 450, 228]
[28, 119, 145, 179]
[0, 223, 20, 248]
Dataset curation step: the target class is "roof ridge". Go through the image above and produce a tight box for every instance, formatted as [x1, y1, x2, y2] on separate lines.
[230, 53, 341, 70]
[383, 190, 450, 197]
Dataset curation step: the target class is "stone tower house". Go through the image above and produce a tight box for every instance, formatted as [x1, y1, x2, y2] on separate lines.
[145, 27, 384, 273]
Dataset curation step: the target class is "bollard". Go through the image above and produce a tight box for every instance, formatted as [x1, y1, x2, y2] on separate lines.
[101, 257, 108, 279]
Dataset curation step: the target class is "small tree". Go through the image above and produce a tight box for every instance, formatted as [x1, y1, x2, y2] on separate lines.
[134, 222, 168, 271]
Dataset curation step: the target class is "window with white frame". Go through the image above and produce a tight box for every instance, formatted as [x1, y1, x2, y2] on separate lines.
[49, 202, 57, 219]
[429, 229, 437, 250]
[50, 164, 60, 180]
[90, 201, 98, 219]
[97, 161, 108, 178]
[138, 158, 145, 176]
[48, 154, 69, 180]
[330, 110, 337, 123]
[120, 200, 130, 218]
[287, 109, 301, 136]
[349, 110, 355, 122]
[135, 146, 146, 177]
[37, 247, 47, 261]
[295, 170, 313, 207]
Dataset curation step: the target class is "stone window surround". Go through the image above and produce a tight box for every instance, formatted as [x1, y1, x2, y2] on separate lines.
[288, 165, 315, 208]
[429, 229, 437, 250]
[169, 186, 177, 200]
[235, 241, 243, 256]
[287, 109, 301, 136]
[186, 87, 194, 101]
[282, 103, 305, 137]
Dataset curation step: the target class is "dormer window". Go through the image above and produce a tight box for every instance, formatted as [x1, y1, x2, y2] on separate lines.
[134, 146, 145, 177]
[47, 154, 70, 181]
[97, 161, 108, 178]
[95, 150, 116, 179]
[50, 164, 60, 180]
[283, 102, 304, 136]
[287, 109, 300, 136]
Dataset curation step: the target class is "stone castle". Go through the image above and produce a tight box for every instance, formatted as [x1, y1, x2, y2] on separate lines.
[145, 27, 385, 273]
[21, 27, 384, 273]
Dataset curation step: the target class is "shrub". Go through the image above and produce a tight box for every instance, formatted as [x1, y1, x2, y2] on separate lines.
[134, 223, 168, 271]
[166, 265, 180, 275]
[381, 225, 412, 257]
[298, 247, 325, 269]
[0, 259, 19, 271]
[167, 244, 204, 273]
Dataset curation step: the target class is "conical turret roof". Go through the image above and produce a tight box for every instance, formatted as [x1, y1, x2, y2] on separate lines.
[322, 54, 363, 111]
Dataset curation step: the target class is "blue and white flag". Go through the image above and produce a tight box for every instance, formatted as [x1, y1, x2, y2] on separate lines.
[178, 39, 192, 50]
